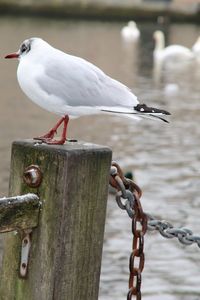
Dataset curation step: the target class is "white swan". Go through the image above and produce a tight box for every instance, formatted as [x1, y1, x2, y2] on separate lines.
[153, 30, 195, 85]
[153, 30, 194, 69]
[121, 21, 140, 42]
[192, 36, 200, 56]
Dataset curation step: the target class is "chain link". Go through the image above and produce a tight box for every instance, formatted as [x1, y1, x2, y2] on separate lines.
[147, 214, 200, 248]
[109, 162, 147, 300]
[109, 161, 200, 299]
[110, 163, 200, 248]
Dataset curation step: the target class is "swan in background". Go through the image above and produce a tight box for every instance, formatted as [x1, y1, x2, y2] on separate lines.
[121, 21, 140, 42]
[192, 36, 200, 59]
[153, 31, 194, 69]
[192, 36, 200, 54]
[153, 30, 195, 84]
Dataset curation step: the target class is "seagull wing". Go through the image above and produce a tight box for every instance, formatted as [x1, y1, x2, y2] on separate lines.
[36, 50, 138, 109]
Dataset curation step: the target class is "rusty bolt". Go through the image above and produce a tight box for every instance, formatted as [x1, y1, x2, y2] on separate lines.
[23, 165, 42, 188]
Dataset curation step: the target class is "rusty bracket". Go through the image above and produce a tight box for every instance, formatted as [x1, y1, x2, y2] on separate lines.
[20, 231, 31, 278]
[19, 164, 42, 277]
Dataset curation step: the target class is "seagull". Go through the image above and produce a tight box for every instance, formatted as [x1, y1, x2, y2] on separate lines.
[5, 38, 170, 145]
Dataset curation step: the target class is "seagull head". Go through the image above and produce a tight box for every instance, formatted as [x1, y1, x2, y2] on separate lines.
[5, 37, 46, 60]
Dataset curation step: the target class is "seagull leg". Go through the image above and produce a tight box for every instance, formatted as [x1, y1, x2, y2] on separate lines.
[34, 116, 67, 142]
[44, 115, 69, 145]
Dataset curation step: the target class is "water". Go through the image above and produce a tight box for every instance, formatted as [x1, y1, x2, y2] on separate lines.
[0, 16, 200, 299]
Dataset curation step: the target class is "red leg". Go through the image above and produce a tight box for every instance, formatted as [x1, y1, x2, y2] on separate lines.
[34, 116, 66, 142]
[45, 115, 69, 145]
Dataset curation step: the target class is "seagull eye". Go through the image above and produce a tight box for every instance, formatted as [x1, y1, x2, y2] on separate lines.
[21, 44, 27, 53]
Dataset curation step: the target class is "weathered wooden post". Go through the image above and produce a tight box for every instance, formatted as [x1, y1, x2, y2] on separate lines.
[0, 139, 112, 300]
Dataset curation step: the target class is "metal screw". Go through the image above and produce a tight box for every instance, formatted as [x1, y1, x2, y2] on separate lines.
[23, 165, 42, 188]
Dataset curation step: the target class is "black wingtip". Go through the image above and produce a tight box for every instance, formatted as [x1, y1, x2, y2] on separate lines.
[160, 117, 169, 123]
[164, 110, 171, 116]
[134, 104, 171, 116]
[149, 114, 170, 123]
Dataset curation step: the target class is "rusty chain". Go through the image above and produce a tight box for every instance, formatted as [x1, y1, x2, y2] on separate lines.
[109, 161, 200, 299]
[110, 162, 147, 300]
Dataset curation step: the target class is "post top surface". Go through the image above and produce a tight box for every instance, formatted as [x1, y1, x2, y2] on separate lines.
[12, 139, 112, 154]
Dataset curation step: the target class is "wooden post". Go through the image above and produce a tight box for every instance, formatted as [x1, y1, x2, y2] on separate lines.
[0, 140, 112, 300]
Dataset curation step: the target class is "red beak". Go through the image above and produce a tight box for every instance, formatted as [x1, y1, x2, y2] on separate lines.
[5, 53, 19, 59]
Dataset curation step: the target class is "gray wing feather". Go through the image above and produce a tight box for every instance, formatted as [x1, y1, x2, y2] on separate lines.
[36, 51, 138, 108]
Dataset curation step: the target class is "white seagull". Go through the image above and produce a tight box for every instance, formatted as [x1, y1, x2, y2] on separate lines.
[5, 38, 170, 145]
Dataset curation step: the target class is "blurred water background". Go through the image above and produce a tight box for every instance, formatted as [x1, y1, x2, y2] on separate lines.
[0, 16, 200, 299]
